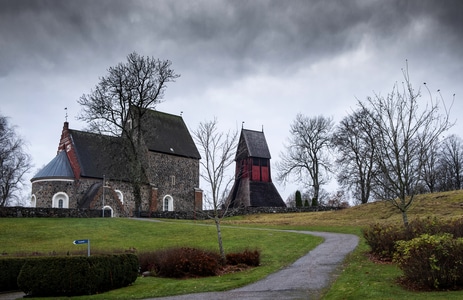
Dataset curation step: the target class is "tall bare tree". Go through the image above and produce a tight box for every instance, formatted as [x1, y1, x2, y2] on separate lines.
[193, 119, 238, 262]
[332, 108, 376, 204]
[420, 138, 441, 193]
[77, 52, 179, 214]
[0, 113, 32, 207]
[439, 134, 463, 190]
[359, 64, 453, 227]
[277, 114, 333, 205]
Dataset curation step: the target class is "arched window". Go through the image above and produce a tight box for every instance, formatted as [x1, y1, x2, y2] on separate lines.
[163, 195, 174, 212]
[31, 195, 36, 208]
[103, 205, 114, 217]
[52, 192, 69, 208]
[115, 190, 123, 204]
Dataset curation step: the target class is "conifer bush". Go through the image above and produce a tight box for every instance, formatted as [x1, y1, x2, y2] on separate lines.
[0, 258, 27, 291]
[17, 254, 138, 297]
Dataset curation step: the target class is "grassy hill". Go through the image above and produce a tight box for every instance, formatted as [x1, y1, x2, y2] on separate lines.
[223, 190, 463, 229]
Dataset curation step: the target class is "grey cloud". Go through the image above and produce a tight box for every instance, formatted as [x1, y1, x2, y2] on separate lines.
[1, 0, 461, 79]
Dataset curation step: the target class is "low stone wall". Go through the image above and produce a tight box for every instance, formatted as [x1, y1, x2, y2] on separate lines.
[148, 206, 343, 220]
[0, 206, 342, 219]
[0, 207, 102, 218]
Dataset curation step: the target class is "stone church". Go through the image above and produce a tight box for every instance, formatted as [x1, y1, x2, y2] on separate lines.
[30, 109, 203, 217]
[227, 128, 286, 208]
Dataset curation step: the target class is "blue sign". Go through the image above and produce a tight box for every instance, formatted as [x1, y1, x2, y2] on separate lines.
[73, 239, 89, 245]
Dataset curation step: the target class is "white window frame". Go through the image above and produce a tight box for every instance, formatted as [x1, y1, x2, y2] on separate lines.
[52, 192, 69, 208]
[103, 205, 114, 217]
[115, 190, 124, 204]
[163, 195, 174, 212]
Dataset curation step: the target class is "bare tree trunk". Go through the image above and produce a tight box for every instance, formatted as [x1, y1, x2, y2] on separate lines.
[214, 210, 226, 263]
[401, 210, 409, 228]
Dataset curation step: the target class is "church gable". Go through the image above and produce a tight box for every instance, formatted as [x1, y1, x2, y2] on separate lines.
[140, 109, 201, 159]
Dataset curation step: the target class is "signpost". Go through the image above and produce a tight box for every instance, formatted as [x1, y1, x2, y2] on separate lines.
[73, 239, 90, 256]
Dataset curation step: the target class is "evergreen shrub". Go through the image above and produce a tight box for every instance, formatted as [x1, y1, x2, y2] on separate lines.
[295, 190, 302, 207]
[17, 254, 138, 297]
[0, 258, 27, 291]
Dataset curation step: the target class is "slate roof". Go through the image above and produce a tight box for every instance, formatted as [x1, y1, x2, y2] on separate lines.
[32, 109, 199, 182]
[227, 179, 286, 208]
[249, 181, 285, 207]
[32, 150, 74, 180]
[237, 129, 271, 160]
[69, 129, 129, 180]
[140, 110, 201, 159]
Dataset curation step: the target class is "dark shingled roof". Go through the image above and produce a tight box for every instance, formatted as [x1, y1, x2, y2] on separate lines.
[69, 129, 129, 180]
[33, 109, 199, 182]
[249, 181, 285, 207]
[140, 110, 201, 159]
[227, 179, 286, 208]
[31, 150, 74, 180]
[237, 129, 271, 160]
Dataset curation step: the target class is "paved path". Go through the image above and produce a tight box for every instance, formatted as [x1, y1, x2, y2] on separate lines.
[149, 230, 359, 300]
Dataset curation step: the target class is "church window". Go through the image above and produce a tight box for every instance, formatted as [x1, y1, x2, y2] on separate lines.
[103, 205, 114, 217]
[31, 195, 36, 208]
[52, 192, 69, 208]
[115, 190, 124, 204]
[171, 175, 176, 186]
[163, 195, 174, 211]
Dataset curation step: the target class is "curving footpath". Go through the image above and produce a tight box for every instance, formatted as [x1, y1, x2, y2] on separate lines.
[0, 227, 359, 300]
[149, 230, 359, 300]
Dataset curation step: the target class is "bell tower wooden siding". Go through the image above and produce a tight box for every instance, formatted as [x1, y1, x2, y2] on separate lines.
[237, 158, 270, 182]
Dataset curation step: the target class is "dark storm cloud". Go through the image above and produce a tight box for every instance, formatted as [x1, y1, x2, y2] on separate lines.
[0, 0, 133, 76]
[1, 0, 461, 79]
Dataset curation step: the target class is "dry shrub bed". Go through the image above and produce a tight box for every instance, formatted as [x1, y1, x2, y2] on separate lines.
[363, 217, 463, 290]
[138, 247, 260, 278]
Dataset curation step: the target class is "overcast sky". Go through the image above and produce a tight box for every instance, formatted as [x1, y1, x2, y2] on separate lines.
[1, 0, 462, 203]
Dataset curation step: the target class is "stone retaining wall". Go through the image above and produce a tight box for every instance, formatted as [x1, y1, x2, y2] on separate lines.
[1, 206, 342, 219]
[148, 206, 343, 220]
[0, 207, 102, 218]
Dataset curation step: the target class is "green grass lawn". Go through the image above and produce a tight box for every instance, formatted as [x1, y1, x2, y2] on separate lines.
[0, 218, 322, 299]
[3, 190, 463, 299]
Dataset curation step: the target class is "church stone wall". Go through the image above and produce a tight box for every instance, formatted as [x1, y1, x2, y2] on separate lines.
[31, 178, 153, 216]
[146, 152, 200, 211]
[32, 180, 78, 208]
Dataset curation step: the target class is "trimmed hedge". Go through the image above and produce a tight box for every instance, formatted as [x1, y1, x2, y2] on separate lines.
[0, 258, 27, 291]
[17, 254, 138, 297]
